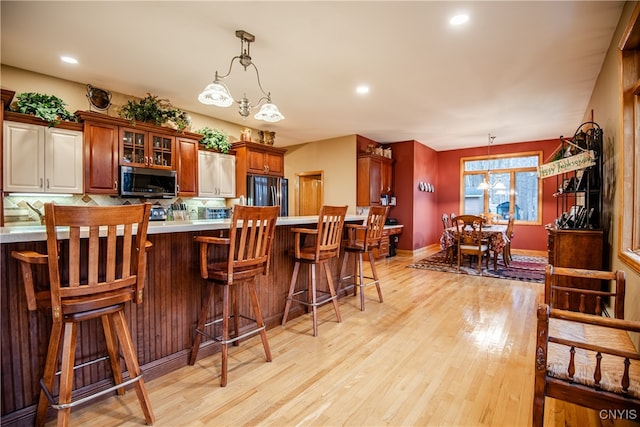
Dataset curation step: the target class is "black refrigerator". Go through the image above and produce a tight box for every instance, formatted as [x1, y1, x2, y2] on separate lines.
[246, 174, 288, 216]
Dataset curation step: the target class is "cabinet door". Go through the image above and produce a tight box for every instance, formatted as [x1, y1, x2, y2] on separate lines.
[176, 138, 198, 196]
[150, 133, 174, 169]
[247, 149, 266, 174]
[368, 158, 383, 206]
[3, 121, 44, 192]
[85, 121, 119, 194]
[198, 151, 236, 197]
[198, 151, 217, 197]
[217, 153, 236, 198]
[120, 128, 147, 166]
[45, 128, 83, 193]
[265, 152, 283, 176]
[381, 161, 392, 195]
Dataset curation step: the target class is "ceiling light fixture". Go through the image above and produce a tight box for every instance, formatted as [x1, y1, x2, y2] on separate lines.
[477, 133, 506, 190]
[450, 14, 469, 26]
[198, 30, 284, 123]
[60, 56, 78, 64]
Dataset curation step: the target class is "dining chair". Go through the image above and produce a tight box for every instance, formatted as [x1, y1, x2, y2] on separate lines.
[282, 205, 347, 336]
[11, 203, 155, 427]
[441, 213, 451, 229]
[338, 206, 388, 311]
[441, 213, 456, 263]
[504, 215, 515, 265]
[454, 214, 490, 273]
[190, 205, 279, 387]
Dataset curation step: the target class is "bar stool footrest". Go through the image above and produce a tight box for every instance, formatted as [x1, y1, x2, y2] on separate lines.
[41, 373, 144, 410]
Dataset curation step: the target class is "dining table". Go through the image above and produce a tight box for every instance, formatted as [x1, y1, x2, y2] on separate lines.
[439, 224, 510, 269]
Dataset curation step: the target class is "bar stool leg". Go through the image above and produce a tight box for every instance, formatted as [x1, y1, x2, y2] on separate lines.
[282, 261, 300, 326]
[101, 315, 125, 396]
[221, 285, 230, 387]
[248, 280, 272, 362]
[310, 264, 318, 337]
[112, 310, 155, 424]
[36, 321, 63, 427]
[337, 251, 350, 296]
[368, 251, 383, 303]
[190, 282, 215, 365]
[323, 262, 342, 324]
[57, 322, 77, 427]
[231, 285, 240, 347]
[357, 252, 365, 310]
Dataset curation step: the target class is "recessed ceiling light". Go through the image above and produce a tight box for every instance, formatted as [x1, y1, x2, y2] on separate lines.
[356, 85, 369, 95]
[60, 56, 78, 64]
[450, 14, 469, 26]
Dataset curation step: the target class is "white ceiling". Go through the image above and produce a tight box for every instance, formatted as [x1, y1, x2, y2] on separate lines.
[0, 1, 624, 150]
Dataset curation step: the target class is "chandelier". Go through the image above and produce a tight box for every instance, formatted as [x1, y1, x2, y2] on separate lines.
[198, 30, 284, 123]
[478, 133, 506, 190]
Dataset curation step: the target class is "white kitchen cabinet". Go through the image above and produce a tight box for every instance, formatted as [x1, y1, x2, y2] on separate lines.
[198, 150, 235, 198]
[3, 121, 83, 193]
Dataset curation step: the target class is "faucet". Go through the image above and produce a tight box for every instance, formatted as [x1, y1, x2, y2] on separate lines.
[25, 202, 45, 225]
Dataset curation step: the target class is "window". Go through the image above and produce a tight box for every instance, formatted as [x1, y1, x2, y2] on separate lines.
[461, 152, 542, 224]
[619, 7, 640, 272]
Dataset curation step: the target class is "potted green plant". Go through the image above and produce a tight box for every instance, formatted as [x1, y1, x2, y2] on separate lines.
[195, 126, 231, 153]
[12, 92, 77, 127]
[118, 93, 189, 130]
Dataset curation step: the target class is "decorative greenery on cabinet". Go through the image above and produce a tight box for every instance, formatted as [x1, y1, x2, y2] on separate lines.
[118, 93, 190, 130]
[195, 126, 231, 153]
[11, 92, 77, 126]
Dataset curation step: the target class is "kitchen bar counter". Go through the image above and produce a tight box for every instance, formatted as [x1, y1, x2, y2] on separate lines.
[0, 214, 401, 425]
[0, 214, 366, 244]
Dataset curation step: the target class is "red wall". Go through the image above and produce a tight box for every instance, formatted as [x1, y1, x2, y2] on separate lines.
[389, 138, 561, 253]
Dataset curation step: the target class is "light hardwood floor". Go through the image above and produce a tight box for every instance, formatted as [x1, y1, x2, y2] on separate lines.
[56, 249, 635, 426]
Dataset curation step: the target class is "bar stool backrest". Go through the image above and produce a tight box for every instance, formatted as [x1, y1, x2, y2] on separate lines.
[312, 205, 348, 260]
[43, 202, 152, 319]
[226, 205, 279, 281]
[364, 206, 389, 250]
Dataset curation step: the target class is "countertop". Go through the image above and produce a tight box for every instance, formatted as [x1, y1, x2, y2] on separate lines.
[0, 215, 403, 244]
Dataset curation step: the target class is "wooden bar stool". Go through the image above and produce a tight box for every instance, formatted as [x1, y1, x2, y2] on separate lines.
[338, 206, 388, 311]
[11, 202, 155, 427]
[282, 205, 347, 336]
[189, 205, 279, 387]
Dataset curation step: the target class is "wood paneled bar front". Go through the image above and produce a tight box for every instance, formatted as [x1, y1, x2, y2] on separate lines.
[0, 216, 365, 425]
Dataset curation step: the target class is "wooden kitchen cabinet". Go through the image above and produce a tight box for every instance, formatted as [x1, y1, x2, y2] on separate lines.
[233, 140, 286, 197]
[372, 226, 402, 259]
[357, 154, 393, 206]
[76, 110, 204, 196]
[176, 137, 198, 196]
[83, 120, 119, 194]
[199, 150, 235, 198]
[3, 120, 84, 194]
[547, 228, 603, 313]
[120, 127, 174, 169]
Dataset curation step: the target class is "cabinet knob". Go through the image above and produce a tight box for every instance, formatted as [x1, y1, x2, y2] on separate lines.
[114, 180, 118, 191]
[40, 178, 44, 189]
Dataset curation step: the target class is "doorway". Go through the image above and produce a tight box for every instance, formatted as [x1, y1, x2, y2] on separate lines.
[295, 171, 324, 215]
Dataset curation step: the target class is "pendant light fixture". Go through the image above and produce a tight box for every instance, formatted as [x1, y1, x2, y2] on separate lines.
[477, 133, 506, 190]
[198, 30, 284, 123]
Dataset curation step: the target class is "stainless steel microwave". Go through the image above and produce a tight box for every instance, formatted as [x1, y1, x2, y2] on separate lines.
[120, 166, 176, 198]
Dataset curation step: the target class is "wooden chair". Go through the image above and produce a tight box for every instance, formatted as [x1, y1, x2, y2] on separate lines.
[282, 205, 347, 336]
[504, 215, 515, 264]
[441, 213, 451, 229]
[190, 205, 279, 387]
[11, 203, 155, 427]
[441, 213, 456, 263]
[533, 266, 637, 427]
[338, 206, 389, 311]
[454, 214, 490, 273]
[490, 215, 515, 269]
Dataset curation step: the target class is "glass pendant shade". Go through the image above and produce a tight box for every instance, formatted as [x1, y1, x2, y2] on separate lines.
[254, 102, 285, 122]
[477, 179, 490, 190]
[198, 82, 234, 107]
[493, 180, 506, 190]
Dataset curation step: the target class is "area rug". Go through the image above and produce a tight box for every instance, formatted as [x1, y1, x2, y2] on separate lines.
[407, 250, 547, 283]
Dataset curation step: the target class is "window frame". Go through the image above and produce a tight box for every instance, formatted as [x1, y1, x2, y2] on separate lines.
[618, 6, 640, 274]
[459, 150, 543, 225]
